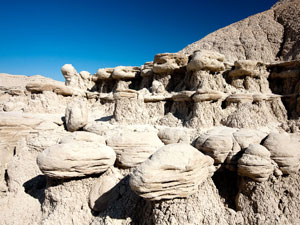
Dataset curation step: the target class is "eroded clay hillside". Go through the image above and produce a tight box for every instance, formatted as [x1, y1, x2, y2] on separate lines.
[1, 1, 300, 225]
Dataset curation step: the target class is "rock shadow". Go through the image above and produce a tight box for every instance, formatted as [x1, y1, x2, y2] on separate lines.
[92, 175, 148, 224]
[23, 175, 47, 204]
[95, 115, 113, 122]
[212, 170, 239, 210]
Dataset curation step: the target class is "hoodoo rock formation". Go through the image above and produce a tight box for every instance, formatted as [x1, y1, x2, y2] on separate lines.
[1, 1, 300, 224]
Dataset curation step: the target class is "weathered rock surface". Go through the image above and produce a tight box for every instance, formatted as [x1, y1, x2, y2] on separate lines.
[107, 130, 164, 168]
[195, 127, 236, 164]
[238, 144, 274, 182]
[263, 132, 300, 174]
[153, 53, 188, 74]
[37, 141, 116, 178]
[112, 66, 139, 79]
[157, 127, 193, 144]
[130, 143, 214, 200]
[187, 50, 225, 72]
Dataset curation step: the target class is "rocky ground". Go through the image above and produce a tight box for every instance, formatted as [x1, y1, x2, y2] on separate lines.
[1, 0, 300, 224]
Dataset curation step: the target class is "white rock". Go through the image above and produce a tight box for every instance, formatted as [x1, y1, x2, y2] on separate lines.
[37, 141, 116, 178]
[107, 130, 164, 168]
[157, 127, 192, 144]
[187, 50, 225, 72]
[112, 66, 139, 79]
[129, 143, 214, 201]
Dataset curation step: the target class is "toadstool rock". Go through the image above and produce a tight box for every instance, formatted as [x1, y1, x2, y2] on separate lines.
[112, 66, 140, 79]
[37, 141, 116, 178]
[153, 53, 188, 74]
[238, 144, 273, 182]
[187, 50, 225, 72]
[129, 143, 214, 200]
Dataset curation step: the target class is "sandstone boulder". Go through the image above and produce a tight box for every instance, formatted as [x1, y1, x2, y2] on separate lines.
[195, 128, 235, 164]
[65, 99, 88, 132]
[187, 50, 225, 72]
[37, 141, 116, 178]
[157, 127, 192, 144]
[229, 60, 267, 78]
[263, 132, 300, 174]
[153, 53, 188, 74]
[238, 144, 274, 182]
[106, 130, 164, 168]
[129, 143, 214, 200]
[95, 68, 114, 80]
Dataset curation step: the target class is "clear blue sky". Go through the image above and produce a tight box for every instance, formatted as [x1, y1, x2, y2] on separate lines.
[0, 0, 277, 81]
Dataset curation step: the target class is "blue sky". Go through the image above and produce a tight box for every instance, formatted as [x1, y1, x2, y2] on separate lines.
[0, 0, 277, 81]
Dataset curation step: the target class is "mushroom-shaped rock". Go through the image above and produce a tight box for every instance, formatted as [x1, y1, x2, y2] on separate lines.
[96, 68, 114, 80]
[187, 50, 225, 72]
[153, 53, 188, 74]
[263, 133, 300, 175]
[195, 128, 235, 164]
[112, 66, 140, 79]
[106, 131, 164, 168]
[238, 144, 273, 182]
[129, 143, 214, 201]
[89, 167, 122, 211]
[158, 127, 193, 144]
[61, 64, 78, 86]
[65, 99, 88, 132]
[229, 60, 267, 78]
[60, 131, 106, 144]
[37, 141, 116, 178]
